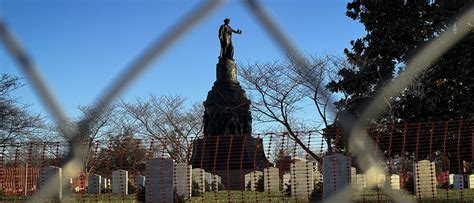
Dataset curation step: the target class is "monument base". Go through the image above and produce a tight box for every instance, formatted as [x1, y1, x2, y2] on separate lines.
[190, 135, 270, 190]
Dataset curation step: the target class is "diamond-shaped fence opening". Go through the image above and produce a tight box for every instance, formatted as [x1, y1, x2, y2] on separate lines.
[0, 0, 473, 202]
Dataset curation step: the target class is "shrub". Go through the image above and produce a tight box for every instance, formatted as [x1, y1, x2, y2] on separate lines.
[192, 180, 201, 197]
[255, 175, 264, 192]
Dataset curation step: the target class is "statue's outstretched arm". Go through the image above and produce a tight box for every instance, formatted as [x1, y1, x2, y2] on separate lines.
[232, 28, 242, 34]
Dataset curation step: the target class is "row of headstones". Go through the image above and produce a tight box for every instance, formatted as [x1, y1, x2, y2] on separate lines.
[243, 154, 353, 200]
[36, 155, 369, 201]
[330, 155, 474, 197]
[36, 167, 142, 201]
[138, 160, 327, 201]
[86, 169, 139, 195]
[84, 161, 199, 202]
[243, 162, 320, 199]
[239, 155, 348, 200]
[35, 160, 194, 202]
[36, 157, 361, 201]
[143, 159, 322, 201]
[309, 155, 474, 200]
[191, 168, 222, 193]
[411, 160, 474, 198]
[36, 158, 474, 201]
[87, 162, 214, 202]
[354, 170, 468, 190]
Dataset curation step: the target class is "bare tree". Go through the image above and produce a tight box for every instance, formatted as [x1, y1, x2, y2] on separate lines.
[45, 103, 118, 173]
[0, 74, 43, 144]
[240, 55, 344, 161]
[76, 104, 118, 144]
[75, 103, 118, 173]
[288, 55, 345, 128]
[266, 134, 306, 163]
[121, 95, 203, 162]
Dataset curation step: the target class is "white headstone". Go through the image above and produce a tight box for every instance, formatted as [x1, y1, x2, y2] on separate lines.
[68, 177, 73, 191]
[449, 174, 454, 185]
[213, 174, 221, 184]
[322, 154, 351, 201]
[88, 174, 101, 194]
[244, 171, 263, 191]
[212, 174, 221, 191]
[203, 172, 212, 186]
[413, 160, 437, 198]
[468, 174, 474, 189]
[175, 163, 192, 199]
[376, 174, 386, 188]
[112, 169, 129, 195]
[37, 166, 62, 201]
[146, 158, 173, 203]
[453, 174, 464, 190]
[390, 174, 400, 190]
[101, 177, 108, 189]
[135, 175, 145, 188]
[290, 161, 314, 200]
[351, 167, 357, 188]
[356, 174, 366, 190]
[192, 168, 205, 194]
[264, 167, 279, 192]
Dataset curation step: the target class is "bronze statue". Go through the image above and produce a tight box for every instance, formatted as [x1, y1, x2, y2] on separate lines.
[219, 18, 242, 60]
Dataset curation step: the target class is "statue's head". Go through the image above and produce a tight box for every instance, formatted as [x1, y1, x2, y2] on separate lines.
[224, 18, 230, 24]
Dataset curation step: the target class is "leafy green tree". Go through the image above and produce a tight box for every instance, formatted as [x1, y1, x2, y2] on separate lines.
[328, 1, 473, 171]
[328, 1, 472, 123]
[393, 35, 474, 123]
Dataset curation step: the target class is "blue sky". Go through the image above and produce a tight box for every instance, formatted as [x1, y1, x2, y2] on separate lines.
[0, 0, 365, 123]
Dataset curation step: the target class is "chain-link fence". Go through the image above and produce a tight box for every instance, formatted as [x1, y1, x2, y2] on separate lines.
[0, 120, 474, 202]
[1, 0, 473, 202]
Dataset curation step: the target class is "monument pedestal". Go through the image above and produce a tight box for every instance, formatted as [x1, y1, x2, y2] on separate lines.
[190, 58, 269, 189]
[190, 135, 269, 189]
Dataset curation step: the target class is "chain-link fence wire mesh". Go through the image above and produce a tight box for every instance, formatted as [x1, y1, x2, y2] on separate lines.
[0, 0, 473, 202]
[0, 121, 473, 202]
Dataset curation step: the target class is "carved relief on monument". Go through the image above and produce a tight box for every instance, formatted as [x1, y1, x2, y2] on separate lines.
[215, 59, 238, 85]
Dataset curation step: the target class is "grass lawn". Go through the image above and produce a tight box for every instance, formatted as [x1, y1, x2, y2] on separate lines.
[0, 194, 137, 202]
[354, 189, 474, 202]
[190, 191, 296, 202]
[2, 189, 474, 202]
[191, 189, 474, 202]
